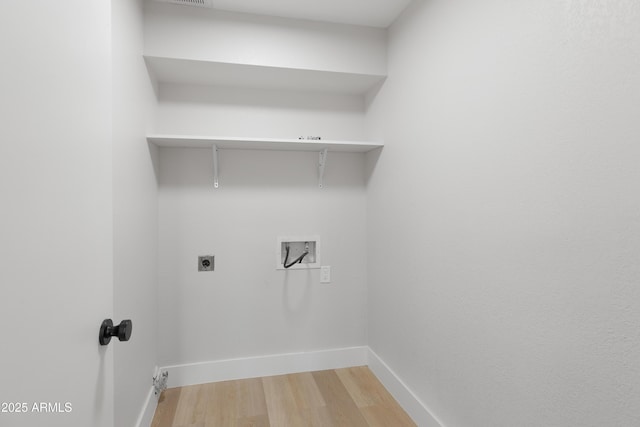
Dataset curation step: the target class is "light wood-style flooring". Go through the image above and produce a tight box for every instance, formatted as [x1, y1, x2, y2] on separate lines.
[151, 366, 416, 427]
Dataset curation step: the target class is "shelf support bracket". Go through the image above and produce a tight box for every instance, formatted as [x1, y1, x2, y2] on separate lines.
[318, 148, 328, 188]
[212, 145, 219, 188]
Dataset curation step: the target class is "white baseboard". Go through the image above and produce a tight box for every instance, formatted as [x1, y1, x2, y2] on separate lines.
[367, 348, 444, 427]
[134, 385, 158, 427]
[162, 346, 369, 388]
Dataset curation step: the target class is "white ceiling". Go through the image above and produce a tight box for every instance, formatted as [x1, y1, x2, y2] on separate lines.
[158, 0, 413, 28]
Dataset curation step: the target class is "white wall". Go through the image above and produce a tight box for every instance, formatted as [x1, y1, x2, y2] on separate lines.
[366, 1, 640, 426]
[144, 2, 386, 76]
[112, 1, 159, 426]
[155, 83, 366, 141]
[146, 1, 385, 149]
[148, 4, 378, 370]
[157, 148, 368, 366]
[0, 2, 114, 426]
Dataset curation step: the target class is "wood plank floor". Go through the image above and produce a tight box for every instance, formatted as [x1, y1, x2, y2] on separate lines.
[151, 366, 416, 427]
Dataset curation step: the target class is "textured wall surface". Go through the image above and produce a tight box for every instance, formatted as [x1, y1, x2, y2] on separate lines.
[366, 0, 640, 426]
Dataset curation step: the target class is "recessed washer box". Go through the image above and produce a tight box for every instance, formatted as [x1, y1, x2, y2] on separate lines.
[276, 235, 320, 270]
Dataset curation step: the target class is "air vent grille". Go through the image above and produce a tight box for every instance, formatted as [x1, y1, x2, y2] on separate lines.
[153, 0, 214, 8]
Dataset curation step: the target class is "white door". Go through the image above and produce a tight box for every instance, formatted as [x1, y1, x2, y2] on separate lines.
[0, 2, 115, 427]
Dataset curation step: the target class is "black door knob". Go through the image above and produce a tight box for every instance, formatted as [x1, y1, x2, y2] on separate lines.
[99, 319, 133, 345]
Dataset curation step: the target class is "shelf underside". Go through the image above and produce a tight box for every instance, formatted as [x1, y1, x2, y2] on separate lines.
[144, 56, 386, 95]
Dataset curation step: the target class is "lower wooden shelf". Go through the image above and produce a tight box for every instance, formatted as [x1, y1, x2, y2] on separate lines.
[147, 135, 384, 153]
[147, 135, 383, 189]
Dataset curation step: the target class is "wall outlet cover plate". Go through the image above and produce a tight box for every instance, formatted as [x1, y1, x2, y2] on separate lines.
[320, 265, 331, 283]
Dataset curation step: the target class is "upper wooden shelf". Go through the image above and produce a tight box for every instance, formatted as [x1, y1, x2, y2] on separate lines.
[147, 135, 384, 153]
[144, 55, 386, 95]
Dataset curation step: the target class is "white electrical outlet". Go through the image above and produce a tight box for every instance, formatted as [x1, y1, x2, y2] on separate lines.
[320, 266, 331, 283]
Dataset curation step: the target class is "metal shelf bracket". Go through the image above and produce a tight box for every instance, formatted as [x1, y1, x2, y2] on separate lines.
[318, 148, 328, 188]
[212, 145, 219, 188]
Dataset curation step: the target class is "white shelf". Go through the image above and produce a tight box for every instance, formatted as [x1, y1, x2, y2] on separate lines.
[144, 55, 386, 95]
[147, 135, 384, 153]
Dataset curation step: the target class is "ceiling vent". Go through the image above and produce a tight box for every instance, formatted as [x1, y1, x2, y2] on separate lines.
[153, 0, 214, 8]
